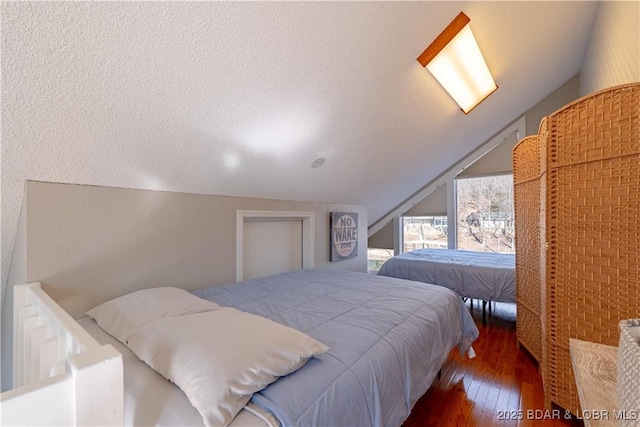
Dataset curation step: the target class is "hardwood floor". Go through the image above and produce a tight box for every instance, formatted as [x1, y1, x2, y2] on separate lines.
[403, 301, 584, 427]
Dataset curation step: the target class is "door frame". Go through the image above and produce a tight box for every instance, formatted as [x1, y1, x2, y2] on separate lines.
[236, 210, 315, 281]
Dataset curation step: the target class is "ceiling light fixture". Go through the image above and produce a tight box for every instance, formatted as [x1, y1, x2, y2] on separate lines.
[417, 12, 497, 114]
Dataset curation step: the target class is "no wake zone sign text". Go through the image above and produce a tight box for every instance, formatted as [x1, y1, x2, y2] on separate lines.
[330, 212, 358, 261]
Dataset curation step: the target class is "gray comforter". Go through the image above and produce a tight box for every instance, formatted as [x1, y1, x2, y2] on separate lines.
[193, 268, 479, 427]
[378, 248, 516, 303]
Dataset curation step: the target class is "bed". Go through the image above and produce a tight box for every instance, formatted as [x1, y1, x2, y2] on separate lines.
[377, 248, 516, 318]
[1, 268, 479, 426]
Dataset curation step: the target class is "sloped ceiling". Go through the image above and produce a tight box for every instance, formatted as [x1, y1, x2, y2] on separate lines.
[1, 1, 598, 287]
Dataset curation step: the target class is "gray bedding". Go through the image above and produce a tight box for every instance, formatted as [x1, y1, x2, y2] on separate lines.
[192, 268, 478, 427]
[377, 248, 516, 303]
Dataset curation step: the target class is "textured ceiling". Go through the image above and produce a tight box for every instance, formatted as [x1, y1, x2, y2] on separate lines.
[1, 1, 598, 288]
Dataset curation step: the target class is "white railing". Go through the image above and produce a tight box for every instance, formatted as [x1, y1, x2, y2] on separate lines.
[0, 283, 123, 426]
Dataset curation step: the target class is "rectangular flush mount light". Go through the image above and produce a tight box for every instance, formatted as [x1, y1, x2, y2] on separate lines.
[417, 12, 497, 114]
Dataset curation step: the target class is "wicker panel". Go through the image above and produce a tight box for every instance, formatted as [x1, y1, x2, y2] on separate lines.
[538, 118, 549, 176]
[549, 85, 640, 168]
[545, 83, 640, 414]
[513, 135, 541, 184]
[517, 303, 542, 358]
[513, 135, 543, 361]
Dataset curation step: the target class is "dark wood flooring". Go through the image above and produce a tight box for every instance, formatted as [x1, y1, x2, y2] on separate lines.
[403, 301, 584, 427]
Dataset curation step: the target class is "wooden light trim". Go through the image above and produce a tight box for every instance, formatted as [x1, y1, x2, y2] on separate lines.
[417, 12, 471, 67]
[417, 12, 497, 114]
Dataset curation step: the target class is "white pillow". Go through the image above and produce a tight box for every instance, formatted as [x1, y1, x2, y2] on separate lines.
[125, 308, 329, 427]
[86, 287, 220, 343]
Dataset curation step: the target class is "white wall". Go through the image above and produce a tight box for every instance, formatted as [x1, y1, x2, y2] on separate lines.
[580, 1, 640, 96]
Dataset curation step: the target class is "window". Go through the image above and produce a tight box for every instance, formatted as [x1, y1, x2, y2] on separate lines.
[402, 216, 448, 252]
[367, 248, 394, 273]
[456, 175, 515, 253]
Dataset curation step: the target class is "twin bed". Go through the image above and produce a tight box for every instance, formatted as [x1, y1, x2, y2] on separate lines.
[2, 268, 479, 426]
[377, 248, 516, 302]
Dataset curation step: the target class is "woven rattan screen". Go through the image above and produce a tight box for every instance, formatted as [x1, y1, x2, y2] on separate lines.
[513, 135, 543, 362]
[513, 83, 640, 414]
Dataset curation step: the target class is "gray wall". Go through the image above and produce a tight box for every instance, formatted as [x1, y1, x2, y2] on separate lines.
[368, 221, 394, 250]
[457, 132, 519, 178]
[1, 181, 367, 390]
[524, 75, 579, 136]
[1, 203, 27, 392]
[404, 184, 447, 217]
[23, 181, 367, 317]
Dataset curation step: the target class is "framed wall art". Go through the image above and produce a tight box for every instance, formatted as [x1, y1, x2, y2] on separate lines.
[330, 212, 358, 262]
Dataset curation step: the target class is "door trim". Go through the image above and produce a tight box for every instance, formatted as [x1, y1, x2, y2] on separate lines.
[236, 210, 315, 281]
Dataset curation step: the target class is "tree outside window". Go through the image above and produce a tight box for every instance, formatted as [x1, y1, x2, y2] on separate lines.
[456, 175, 515, 253]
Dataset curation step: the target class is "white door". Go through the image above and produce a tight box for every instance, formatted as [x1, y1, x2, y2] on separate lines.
[242, 220, 303, 280]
